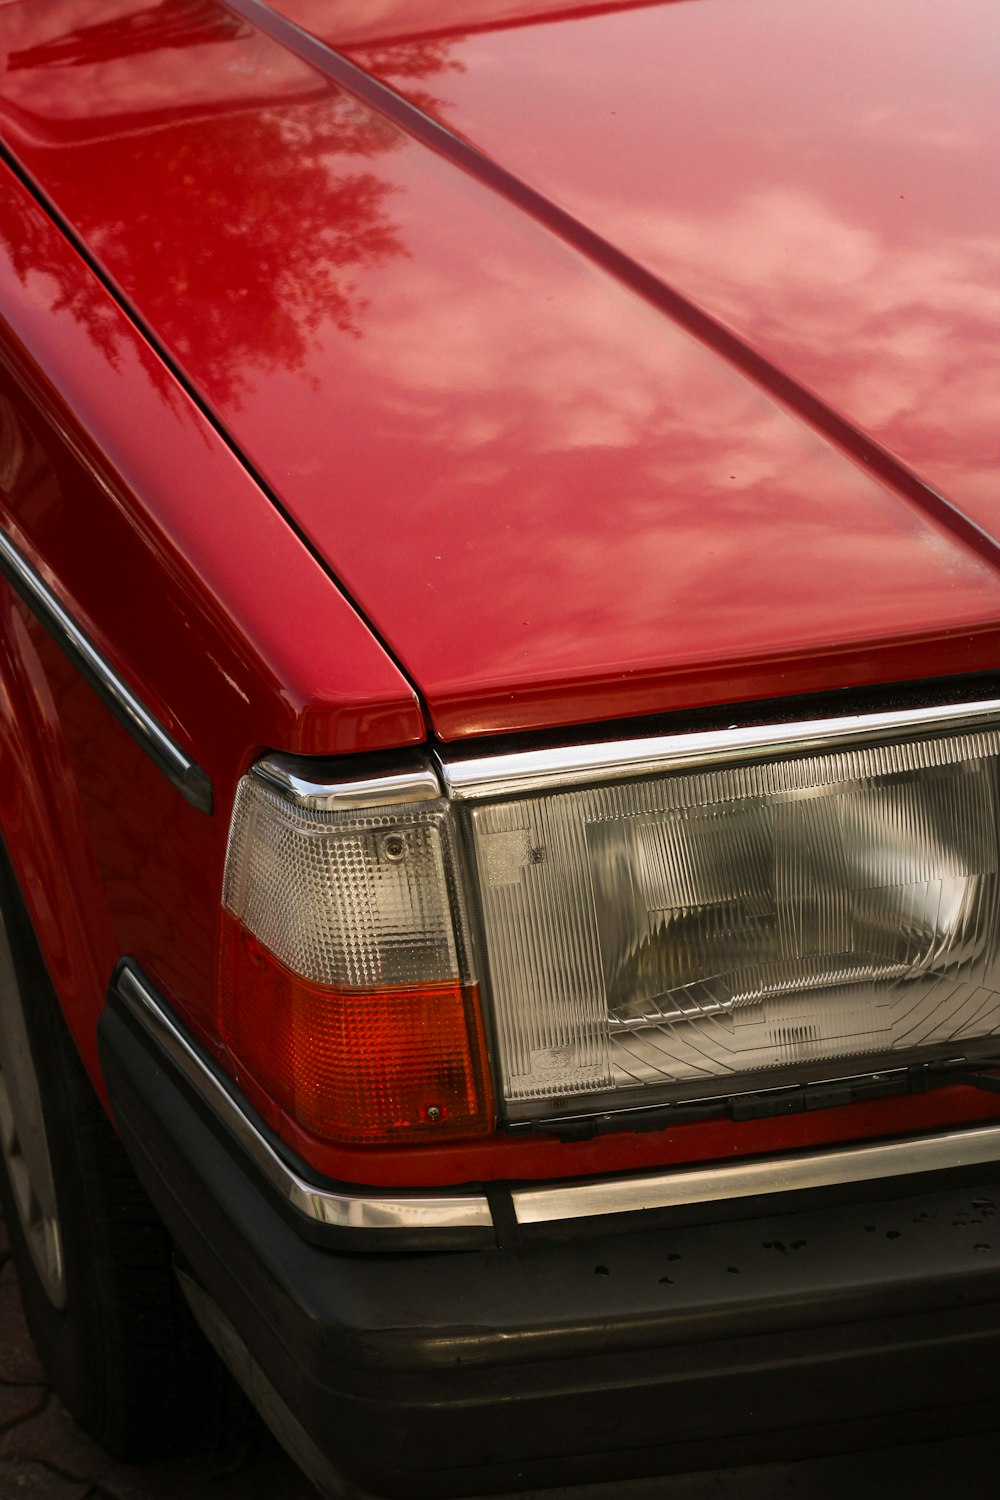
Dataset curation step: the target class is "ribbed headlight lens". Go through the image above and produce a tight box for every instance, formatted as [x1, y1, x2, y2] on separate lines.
[466, 728, 1000, 1118]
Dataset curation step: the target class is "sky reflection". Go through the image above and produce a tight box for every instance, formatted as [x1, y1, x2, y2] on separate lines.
[1, 0, 998, 738]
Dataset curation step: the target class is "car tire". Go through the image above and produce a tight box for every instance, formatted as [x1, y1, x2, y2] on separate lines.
[0, 848, 241, 1461]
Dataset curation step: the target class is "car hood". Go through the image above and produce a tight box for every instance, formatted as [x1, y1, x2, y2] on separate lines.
[1, 0, 999, 743]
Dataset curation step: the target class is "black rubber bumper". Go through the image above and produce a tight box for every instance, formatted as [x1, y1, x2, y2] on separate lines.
[98, 989, 1000, 1499]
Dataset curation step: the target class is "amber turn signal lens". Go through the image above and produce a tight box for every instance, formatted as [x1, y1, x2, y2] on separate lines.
[219, 911, 493, 1146]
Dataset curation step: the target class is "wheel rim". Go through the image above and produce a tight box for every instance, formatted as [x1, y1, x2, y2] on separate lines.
[0, 917, 66, 1308]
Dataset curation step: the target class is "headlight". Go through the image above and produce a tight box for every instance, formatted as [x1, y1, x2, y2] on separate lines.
[463, 725, 1000, 1119]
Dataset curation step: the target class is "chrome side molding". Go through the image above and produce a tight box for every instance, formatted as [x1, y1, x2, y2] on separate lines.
[512, 1124, 1000, 1225]
[113, 962, 495, 1234]
[0, 530, 213, 814]
[436, 696, 1000, 801]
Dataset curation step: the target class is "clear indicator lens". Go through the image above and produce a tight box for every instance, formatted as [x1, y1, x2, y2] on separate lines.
[223, 778, 465, 990]
[469, 731, 1000, 1114]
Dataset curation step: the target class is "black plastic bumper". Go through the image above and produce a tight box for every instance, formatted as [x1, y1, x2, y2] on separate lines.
[98, 984, 1000, 1499]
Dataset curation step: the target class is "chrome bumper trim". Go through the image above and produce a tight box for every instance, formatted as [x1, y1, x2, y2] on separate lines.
[116, 963, 1000, 1236]
[114, 962, 494, 1234]
[436, 697, 1000, 801]
[512, 1124, 1000, 1225]
[0, 529, 213, 814]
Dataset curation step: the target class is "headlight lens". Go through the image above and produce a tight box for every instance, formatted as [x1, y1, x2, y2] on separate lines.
[467, 728, 1000, 1118]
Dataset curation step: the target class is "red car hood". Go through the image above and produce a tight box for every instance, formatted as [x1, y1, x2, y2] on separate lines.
[1, 0, 999, 742]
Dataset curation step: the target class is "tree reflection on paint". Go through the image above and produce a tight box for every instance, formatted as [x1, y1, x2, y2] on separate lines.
[7, 0, 248, 67]
[0, 1, 462, 406]
[350, 37, 465, 116]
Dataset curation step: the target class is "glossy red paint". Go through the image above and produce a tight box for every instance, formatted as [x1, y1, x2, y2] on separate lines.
[0, 0, 998, 745]
[272, 0, 656, 48]
[0, 2, 999, 1191]
[0, 156, 423, 1093]
[295, 0, 1000, 539]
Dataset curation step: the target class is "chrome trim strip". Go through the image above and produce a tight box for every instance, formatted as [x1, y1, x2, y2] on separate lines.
[437, 697, 1000, 801]
[254, 751, 442, 812]
[512, 1124, 1000, 1225]
[0, 530, 213, 814]
[114, 963, 494, 1233]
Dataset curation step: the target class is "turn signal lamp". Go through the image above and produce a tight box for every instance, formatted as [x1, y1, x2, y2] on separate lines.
[219, 767, 492, 1146]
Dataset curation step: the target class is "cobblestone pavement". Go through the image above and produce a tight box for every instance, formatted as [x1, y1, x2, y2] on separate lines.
[5, 1214, 1000, 1500]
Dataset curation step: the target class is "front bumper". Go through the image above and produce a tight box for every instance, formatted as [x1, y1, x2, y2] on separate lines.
[99, 971, 1000, 1499]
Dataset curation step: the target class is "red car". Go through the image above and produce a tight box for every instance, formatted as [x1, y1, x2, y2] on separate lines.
[1, 0, 999, 1494]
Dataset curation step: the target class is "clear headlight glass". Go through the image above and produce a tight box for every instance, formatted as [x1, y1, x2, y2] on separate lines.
[466, 729, 1000, 1118]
